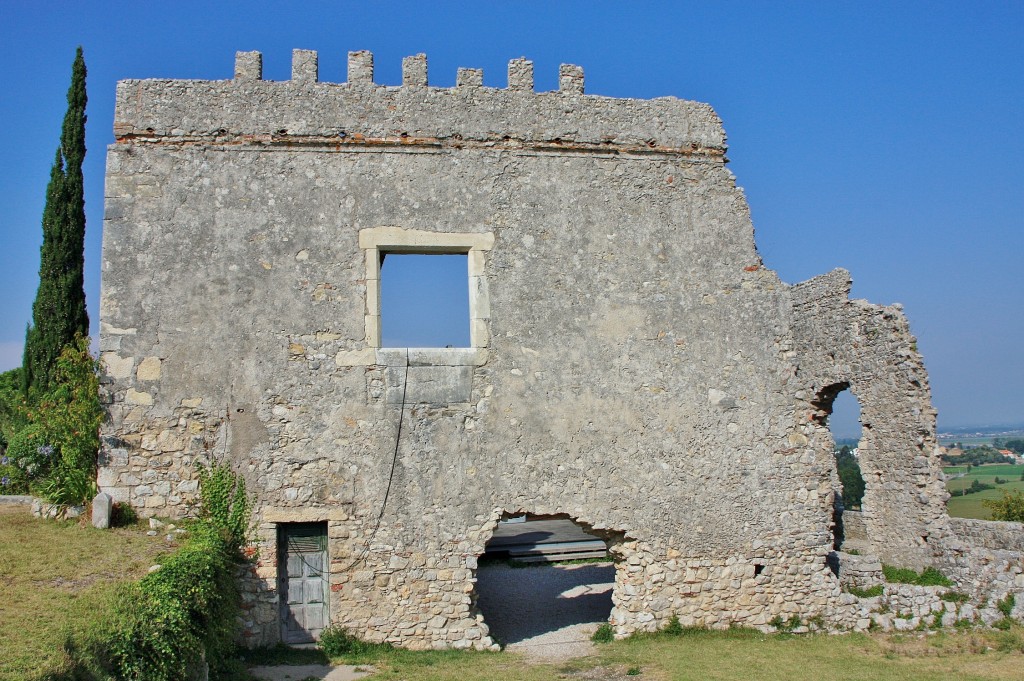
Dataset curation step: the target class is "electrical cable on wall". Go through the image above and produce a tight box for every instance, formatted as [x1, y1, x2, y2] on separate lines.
[326, 350, 410, 575]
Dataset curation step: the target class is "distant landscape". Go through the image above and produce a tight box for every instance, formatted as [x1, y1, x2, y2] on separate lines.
[937, 424, 1024, 447]
[836, 425, 1024, 521]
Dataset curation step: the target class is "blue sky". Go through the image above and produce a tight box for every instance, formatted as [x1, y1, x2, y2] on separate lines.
[0, 1, 1021, 436]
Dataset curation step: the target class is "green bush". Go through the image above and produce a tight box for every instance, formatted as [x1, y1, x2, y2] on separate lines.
[769, 615, 802, 632]
[49, 465, 253, 681]
[318, 626, 393, 658]
[941, 591, 970, 603]
[847, 584, 884, 598]
[197, 461, 252, 553]
[882, 564, 953, 587]
[997, 594, 1015, 618]
[591, 623, 614, 643]
[984, 490, 1024, 522]
[662, 615, 683, 636]
[0, 337, 101, 506]
[110, 502, 138, 528]
[106, 522, 242, 680]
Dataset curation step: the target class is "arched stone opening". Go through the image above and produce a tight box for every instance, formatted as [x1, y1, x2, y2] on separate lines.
[472, 511, 626, 650]
[811, 382, 869, 554]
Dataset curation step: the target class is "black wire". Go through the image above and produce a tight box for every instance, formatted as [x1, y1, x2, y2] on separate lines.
[328, 352, 410, 574]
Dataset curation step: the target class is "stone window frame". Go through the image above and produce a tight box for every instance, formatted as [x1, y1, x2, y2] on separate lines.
[339, 226, 493, 368]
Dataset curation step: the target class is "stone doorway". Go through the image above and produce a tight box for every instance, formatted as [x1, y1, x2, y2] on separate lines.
[474, 514, 623, 655]
[278, 522, 329, 644]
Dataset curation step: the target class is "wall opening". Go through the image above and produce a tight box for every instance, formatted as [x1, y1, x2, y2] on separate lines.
[278, 522, 329, 644]
[813, 383, 867, 553]
[474, 513, 623, 648]
[380, 253, 470, 348]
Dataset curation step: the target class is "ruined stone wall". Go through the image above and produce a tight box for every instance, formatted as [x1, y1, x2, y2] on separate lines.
[788, 270, 953, 568]
[950, 517, 1024, 553]
[100, 49, 974, 647]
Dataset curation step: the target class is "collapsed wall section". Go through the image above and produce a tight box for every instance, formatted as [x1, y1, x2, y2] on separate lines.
[788, 269, 952, 569]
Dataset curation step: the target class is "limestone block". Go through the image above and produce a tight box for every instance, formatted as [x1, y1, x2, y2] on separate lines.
[336, 348, 377, 367]
[92, 492, 113, 529]
[125, 388, 153, 406]
[101, 353, 134, 379]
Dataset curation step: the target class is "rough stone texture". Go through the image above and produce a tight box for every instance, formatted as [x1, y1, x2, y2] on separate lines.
[402, 54, 427, 88]
[950, 517, 1024, 552]
[507, 58, 533, 92]
[99, 50, 1024, 649]
[92, 492, 113, 529]
[833, 550, 883, 590]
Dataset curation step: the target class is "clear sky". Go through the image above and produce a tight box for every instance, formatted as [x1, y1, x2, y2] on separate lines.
[0, 1, 1021, 436]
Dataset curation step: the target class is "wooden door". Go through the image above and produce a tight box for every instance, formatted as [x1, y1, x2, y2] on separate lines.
[279, 522, 328, 643]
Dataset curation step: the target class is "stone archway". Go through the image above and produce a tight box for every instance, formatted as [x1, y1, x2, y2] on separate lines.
[472, 512, 626, 651]
[811, 382, 869, 553]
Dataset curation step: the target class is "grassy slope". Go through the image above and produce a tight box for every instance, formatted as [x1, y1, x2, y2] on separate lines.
[943, 464, 1024, 520]
[0, 505, 173, 681]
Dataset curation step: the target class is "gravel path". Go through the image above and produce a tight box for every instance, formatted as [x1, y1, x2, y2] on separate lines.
[475, 561, 616, 661]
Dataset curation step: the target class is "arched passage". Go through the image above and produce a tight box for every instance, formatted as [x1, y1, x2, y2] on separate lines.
[812, 383, 868, 553]
[473, 512, 625, 650]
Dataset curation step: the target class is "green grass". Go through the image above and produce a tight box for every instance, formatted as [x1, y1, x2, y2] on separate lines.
[310, 626, 1024, 680]
[944, 464, 1024, 520]
[0, 504, 172, 681]
[4, 503, 1024, 681]
[882, 565, 953, 587]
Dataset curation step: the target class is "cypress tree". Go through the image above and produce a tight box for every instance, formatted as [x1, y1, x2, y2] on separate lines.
[22, 47, 89, 394]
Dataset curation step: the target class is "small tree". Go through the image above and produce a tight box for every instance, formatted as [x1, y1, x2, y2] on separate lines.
[984, 490, 1024, 523]
[22, 47, 89, 395]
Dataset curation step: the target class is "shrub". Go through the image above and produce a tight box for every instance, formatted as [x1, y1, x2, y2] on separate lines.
[106, 522, 242, 681]
[941, 591, 970, 604]
[0, 338, 101, 506]
[769, 615, 801, 632]
[984, 490, 1024, 522]
[882, 565, 953, 587]
[110, 501, 138, 528]
[197, 461, 252, 552]
[591, 623, 614, 643]
[847, 584, 884, 598]
[662, 615, 683, 636]
[51, 466, 253, 680]
[997, 594, 1015, 618]
[318, 626, 393, 658]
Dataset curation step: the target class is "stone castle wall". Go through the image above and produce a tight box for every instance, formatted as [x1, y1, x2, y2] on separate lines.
[99, 49, 1021, 648]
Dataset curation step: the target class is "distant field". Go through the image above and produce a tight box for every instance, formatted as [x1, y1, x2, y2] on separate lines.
[944, 463, 1024, 520]
[939, 436, 999, 447]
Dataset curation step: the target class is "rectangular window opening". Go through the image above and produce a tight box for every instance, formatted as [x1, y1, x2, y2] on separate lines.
[380, 252, 470, 348]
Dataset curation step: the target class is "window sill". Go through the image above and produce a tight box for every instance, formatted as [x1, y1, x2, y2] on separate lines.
[335, 347, 489, 367]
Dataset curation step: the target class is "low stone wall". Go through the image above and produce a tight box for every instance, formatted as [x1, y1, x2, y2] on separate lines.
[950, 517, 1024, 552]
[841, 510, 868, 544]
[833, 550, 883, 590]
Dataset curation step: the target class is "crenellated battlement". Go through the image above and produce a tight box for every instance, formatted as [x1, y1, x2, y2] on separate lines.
[113, 49, 726, 155]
